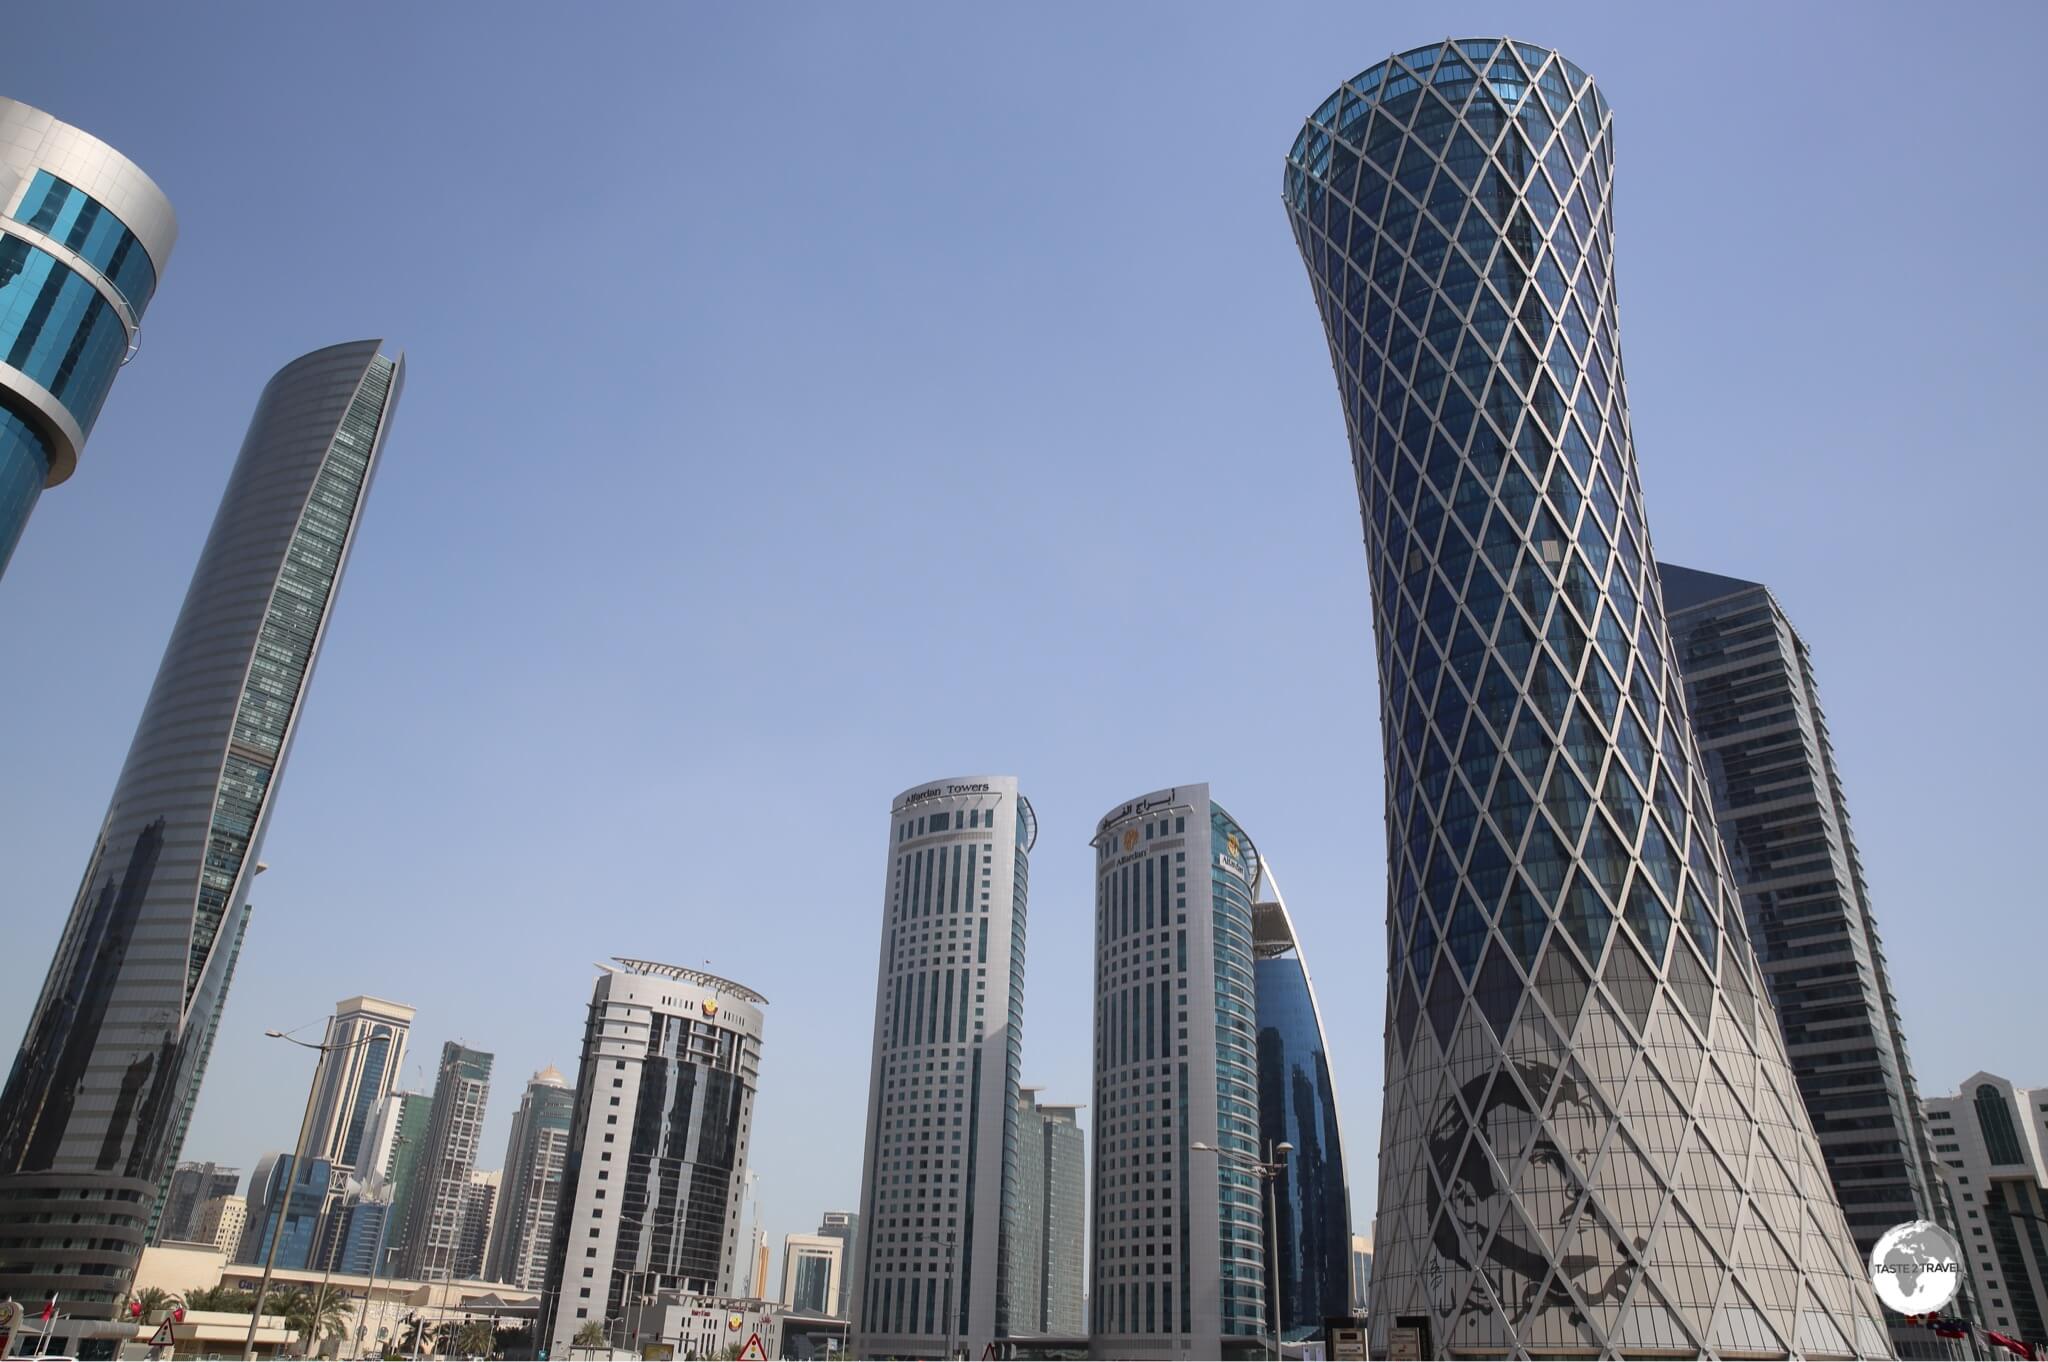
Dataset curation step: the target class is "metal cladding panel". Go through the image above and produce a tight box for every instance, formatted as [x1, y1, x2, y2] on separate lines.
[0, 340, 400, 1316]
[1284, 39, 1892, 1360]
[0, 97, 177, 275]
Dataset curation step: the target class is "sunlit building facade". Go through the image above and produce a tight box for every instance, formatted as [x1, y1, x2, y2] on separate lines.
[1089, 785, 1265, 1360]
[1285, 39, 1890, 1357]
[0, 342, 404, 1329]
[0, 98, 176, 579]
[540, 960, 766, 1358]
[851, 777, 1035, 1360]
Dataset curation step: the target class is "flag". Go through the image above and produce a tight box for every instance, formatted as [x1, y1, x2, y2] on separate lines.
[1935, 1316, 1969, 1339]
[171, 1308, 184, 1323]
[39, 1296, 55, 1323]
[129, 1300, 141, 1320]
[1984, 1330, 2030, 1359]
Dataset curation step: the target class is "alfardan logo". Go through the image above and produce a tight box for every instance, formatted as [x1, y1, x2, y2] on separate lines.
[702, 998, 719, 1020]
[1122, 828, 1139, 852]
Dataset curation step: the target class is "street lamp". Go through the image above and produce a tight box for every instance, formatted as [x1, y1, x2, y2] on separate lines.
[244, 1019, 389, 1361]
[1192, 1139, 1292, 1361]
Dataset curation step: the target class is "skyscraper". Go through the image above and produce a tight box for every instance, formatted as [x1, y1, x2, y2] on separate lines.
[397, 1042, 493, 1282]
[1252, 866, 1353, 1340]
[1089, 785, 1264, 1357]
[195, 1193, 246, 1256]
[817, 1211, 859, 1319]
[851, 777, 1034, 1360]
[1661, 563, 1969, 1356]
[305, 998, 415, 1176]
[236, 1151, 333, 1270]
[454, 1168, 499, 1281]
[0, 341, 404, 1321]
[1285, 40, 1891, 1357]
[360, 1088, 431, 1263]
[0, 98, 176, 579]
[539, 960, 767, 1358]
[155, 1160, 241, 1245]
[485, 1066, 574, 1290]
[1011, 1090, 1085, 1336]
[1924, 1075, 2048, 1344]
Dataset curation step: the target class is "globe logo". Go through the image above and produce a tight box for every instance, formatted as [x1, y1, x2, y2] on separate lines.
[1868, 1219, 1964, 1314]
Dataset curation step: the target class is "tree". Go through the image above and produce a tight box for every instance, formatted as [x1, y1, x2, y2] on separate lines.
[449, 1318, 495, 1357]
[184, 1285, 255, 1314]
[274, 1284, 350, 1354]
[571, 1321, 605, 1348]
[129, 1287, 181, 1321]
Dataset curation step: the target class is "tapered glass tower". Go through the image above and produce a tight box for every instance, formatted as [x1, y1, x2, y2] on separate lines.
[0, 341, 403, 1327]
[1285, 41, 1892, 1358]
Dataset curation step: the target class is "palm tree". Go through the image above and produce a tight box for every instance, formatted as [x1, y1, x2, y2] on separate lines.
[129, 1287, 181, 1322]
[449, 1318, 494, 1358]
[275, 1284, 351, 1355]
[571, 1320, 605, 1349]
[184, 1285, 255, 1314]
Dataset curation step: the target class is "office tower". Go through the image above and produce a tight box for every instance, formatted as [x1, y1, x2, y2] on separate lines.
[330, 1193, 392, 1277]
[0, 340, 404, 1319]
[156, 1160, 241, 1244]
[539, 961, 767, 1358]
[237, 1151, 333, 1270]
[1252, 866, 1353, 1339]
[1089, 785, 1270, 1356]
[1012, 1090, 1085, 1335]
[1662, 564, 1970, 1355]
[0, 98, 176, 579]
[782, 1234, 844, 1316]
[454, 1169, 499, 1280]
[1925, 1075, 2048, 1343]
[485, 1066, 574, 1289]
[361, 1089, 431, 1258]
[306, 998, 414, 1175]
[396, 1043, 494, 1281]
[195, 1193, 247, 1255]
[850, 778, 1035, 1360]
[1350, 1233, 1372, 1314]
[818, 1211, 859, 1318]
[1284, 41, 1890, 1356]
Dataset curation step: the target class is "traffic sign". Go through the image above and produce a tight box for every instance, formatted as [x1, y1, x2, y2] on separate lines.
[148, 1317, 176, 1347]
[735, 1333, 768, 1361]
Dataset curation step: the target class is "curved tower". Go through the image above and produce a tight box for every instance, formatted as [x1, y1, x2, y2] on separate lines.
[852, 777, 1035, 1360]
[1252, 864, 1353, 1341]
[0, 341, 403, 1326]
[0, 98, 176, 578]
[1284, 41, 1892, 1358]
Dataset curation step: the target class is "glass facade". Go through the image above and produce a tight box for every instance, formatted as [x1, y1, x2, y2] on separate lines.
[13, 171, 159, 314]
[239, 1153, 333, 1271]
[1253, 949, 1351, 1338]
[1285, 39, 1891, 1358]
[0, 343, 401, 1325]
[0, 406, 49, 579]
[396, 1043, 492, 1282]
[1660, 564, 1971, 1358]
[0, 236, 128, 435]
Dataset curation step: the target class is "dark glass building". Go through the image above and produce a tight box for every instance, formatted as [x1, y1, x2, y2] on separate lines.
[1661, 563, 1974, 1358]
[236, 1152, 334, 1271]
[0, 342, 403, 1337]
[540, 960, 766, 1358]
[1251, 870, 1352, 1343]
[1285, 40, 1891, 1357]
[0, 98, 176, 580]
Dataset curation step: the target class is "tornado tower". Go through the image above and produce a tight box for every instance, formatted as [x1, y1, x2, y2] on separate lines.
[1284, 40, 1892, 1358]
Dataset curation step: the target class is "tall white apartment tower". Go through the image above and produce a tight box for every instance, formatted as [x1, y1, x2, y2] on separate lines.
[851, 777, 1035, 1360]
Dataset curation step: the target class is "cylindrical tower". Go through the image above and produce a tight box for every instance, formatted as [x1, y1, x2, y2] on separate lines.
[1284, 40, 1893, 1358]
[0, 97, 176, 578]
[851, 777, 1034, 1360]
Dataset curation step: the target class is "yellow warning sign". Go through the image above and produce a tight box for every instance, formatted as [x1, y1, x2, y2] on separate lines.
[735, 1333, 768, 1362]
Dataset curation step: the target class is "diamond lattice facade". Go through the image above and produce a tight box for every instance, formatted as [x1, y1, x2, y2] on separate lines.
[1284, 39, 1893, 1358]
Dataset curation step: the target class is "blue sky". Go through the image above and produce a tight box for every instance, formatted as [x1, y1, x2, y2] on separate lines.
[1, 1, 2042, 1287]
